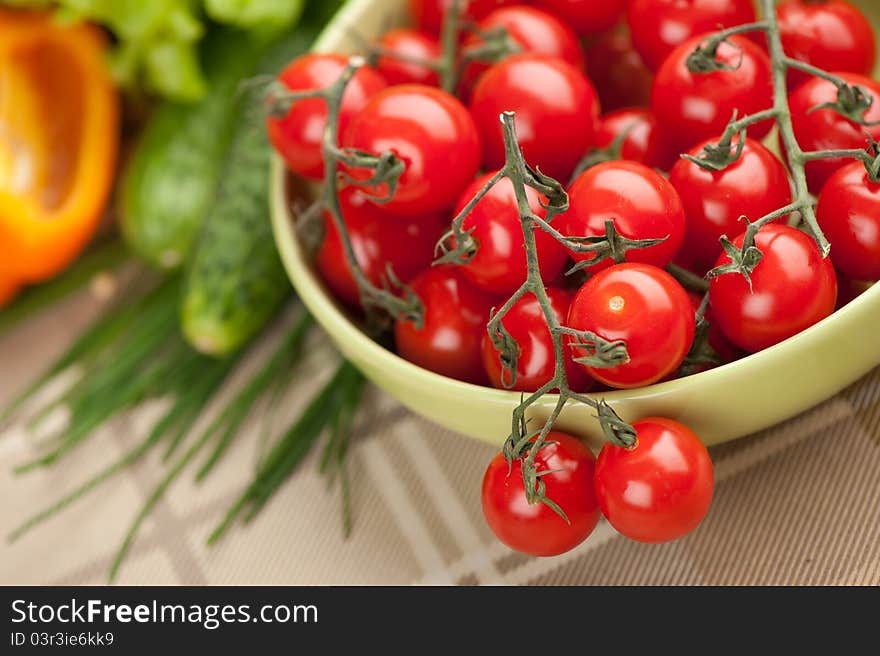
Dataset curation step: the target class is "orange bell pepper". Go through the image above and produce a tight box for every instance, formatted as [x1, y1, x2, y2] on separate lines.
[0, 9, 119, 308]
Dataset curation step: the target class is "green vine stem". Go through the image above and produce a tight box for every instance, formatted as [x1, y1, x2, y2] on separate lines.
[689, 0, 880, 283]
[359, 0, 520, 94]
[435, 112, 637, 513]
[269, 58, 422, 328]
[437, 0, 463, 92]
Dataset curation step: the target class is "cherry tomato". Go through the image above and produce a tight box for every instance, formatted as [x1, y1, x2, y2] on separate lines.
[628, 0, 757, 71]
[567, 263, 695, 388]
[594, 108, 676, 171]
[481, 288, 593, 393]
[374, 28, 441, 86]
[788, 72, 880, 194]
[585, 28, 654, 113]
[709, 224, 838, 353]
[558, 161, 686, 273]
[460, 5, 585, 99]
[651, 35, 774, 158]
[267, 54, 387, 180]
[817, 161, 880, 282]
[778, 0, 876, 90]
[469, 53, 599, 183]
[452, 171, 569, 296]
[409, 0, 517, 35]
[594, 418, 714, 543]
[394, 265, 497, 384]
[315, 188, 447, 308]
[669, 137, 793, 275]
[533, 0, 627, 36]
[482, 432, 600, 556]
[343, 84, 481, 217]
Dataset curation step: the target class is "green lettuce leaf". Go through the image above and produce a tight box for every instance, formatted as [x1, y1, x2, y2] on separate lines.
[0, 0, 307, 101]
[204, 0, 305, 35]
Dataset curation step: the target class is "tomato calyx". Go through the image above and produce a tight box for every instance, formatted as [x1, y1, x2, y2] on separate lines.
[564, 219, 669, 275]
[487, 309, 521, 389]
[684, 21, 769, 74]
[808, 80, 880, 127]
[861, 137, 880, 183]
[707, 229, 764, 289]
[460, 24, 522, 67]
[595, 400, 638, 449]
[434, 225, 479, 267]
[557, 326, 630, 369]
[501, 416, 572, 521]
[682, 129, 747, 173]
[686, 37, 744, 74]
[337, 148, 407, 203]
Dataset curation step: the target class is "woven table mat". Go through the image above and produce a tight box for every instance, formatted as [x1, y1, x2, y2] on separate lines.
[1, 287, 878, 586]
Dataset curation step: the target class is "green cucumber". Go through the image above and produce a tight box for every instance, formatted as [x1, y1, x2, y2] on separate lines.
[120, 28, 265, 270]
[180, 23, 322, 357]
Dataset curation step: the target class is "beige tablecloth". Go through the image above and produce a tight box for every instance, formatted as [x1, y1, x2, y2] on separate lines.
[1, 286, 879, 586]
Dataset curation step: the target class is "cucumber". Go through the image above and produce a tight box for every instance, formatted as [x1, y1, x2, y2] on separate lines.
[180, 23, 323, 357]
[120, 28, 266, 270]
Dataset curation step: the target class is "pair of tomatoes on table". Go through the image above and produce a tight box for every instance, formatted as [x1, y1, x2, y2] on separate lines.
[267, 0, 880, 557]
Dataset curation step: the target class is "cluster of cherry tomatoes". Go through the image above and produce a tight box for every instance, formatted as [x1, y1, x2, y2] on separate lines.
[267, 0, 879, 556]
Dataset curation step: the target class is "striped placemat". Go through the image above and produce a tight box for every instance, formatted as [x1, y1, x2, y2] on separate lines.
[1, 288, 878, 585]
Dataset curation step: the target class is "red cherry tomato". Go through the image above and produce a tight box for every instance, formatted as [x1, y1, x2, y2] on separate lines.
[470, 54, 599, 183]
[267, 54, 387, 180]
[452, 171, 569, 296]
[409, 0, 517, 35]
[567, 263, 695, 388]
[651, 35, 774, 158]
[460, 5, 585, 99]
[533, 0, 627, 36]
[558, 161, 686, 273]
[585, 28, 653, 113]
[481, 288, 593, 393]
[374, 28, 441, 86]
[343, 84, 481, 217]
[315, 188, 446, 308]
[788, 72, 880, 194]
[594, 108, 676, 170]
[482, 432, 600, 556]
[594, 418, 714, 543]
[669, 137, 793, 275]
[778, 0, 876, 90]
[817, 161, 880, 282]
[628, 0, 757, 71]
[709, 224, 838, 353]
[394, 265, 497, 384]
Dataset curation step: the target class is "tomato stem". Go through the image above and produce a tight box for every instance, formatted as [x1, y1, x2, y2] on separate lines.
[570, 119, 638, 181]
[666, 263, 710, 294]
[481, 113, 640, 507]
[272, 57, 424, 329]
[356, 1, 520, 94]
[438, 0, 464, 92]
[693, 0, 880, 282]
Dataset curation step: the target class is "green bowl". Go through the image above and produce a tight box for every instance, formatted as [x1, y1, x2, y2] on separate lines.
[271, 0, 880, 449]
